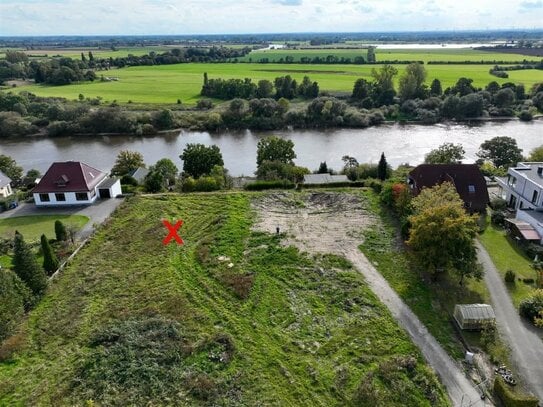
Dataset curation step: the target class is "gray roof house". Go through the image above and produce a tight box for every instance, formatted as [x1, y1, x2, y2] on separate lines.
[129, 167, 150, 184]
[0, 170, 13, 198]
[303, 174, 349, 185]
[497, 162, 543, 244]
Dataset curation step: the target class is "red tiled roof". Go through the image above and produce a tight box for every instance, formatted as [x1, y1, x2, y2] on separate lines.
[408, 164, 489, 212]
[33, 161, 106, 193]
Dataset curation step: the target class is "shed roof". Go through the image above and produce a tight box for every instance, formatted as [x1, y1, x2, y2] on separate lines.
[303, 174, 349, 184]
[97, 177, 120, 189]
[506, 218, 541, 241]
[455, 304, 495, 321]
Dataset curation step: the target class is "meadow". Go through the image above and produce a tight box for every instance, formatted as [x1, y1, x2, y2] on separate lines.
[0, 46, 173, 60]
[241, 47, 537, 63]
[14, 61, 543, 105]
[0, 193, 449, 406]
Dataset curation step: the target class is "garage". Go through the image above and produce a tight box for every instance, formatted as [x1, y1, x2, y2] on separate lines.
[97, 177, 122, 199]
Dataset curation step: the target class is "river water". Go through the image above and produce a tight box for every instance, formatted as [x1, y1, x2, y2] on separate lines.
[0, 121, 541, 176]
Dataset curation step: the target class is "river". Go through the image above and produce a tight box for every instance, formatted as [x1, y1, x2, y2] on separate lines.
[0, 121, 541, 176]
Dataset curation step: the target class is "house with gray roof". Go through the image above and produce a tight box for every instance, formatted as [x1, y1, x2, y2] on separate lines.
[0, 170, 13, 198]
[303, 174, 349, 185]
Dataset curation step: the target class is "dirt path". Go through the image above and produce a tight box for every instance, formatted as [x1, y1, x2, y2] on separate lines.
[253, 192, 485, 406]
[477, 241, 543, 401]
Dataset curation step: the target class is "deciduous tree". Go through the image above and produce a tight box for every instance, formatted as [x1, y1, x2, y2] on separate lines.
[111, 150, 145, 176]
[477, 136, 523, 169]
[180, 143, 224, 178]
[0, 154, 23, 184]
[424, 143, 465, 164]
[398, 63, 427, 101]
[528, 145, 543, 162]
[256, 136, 296, 168]
[407, 182, 482, 284]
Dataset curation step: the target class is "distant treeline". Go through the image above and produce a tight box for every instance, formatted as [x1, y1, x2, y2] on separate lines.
[427, 59, 543, 65]
[252, 57, 423, 65]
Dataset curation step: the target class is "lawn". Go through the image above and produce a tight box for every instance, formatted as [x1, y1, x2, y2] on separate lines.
[478, 223, 538, 307]
[0, 193, 449, 406]
[0, 215, 89, 242]
[14, 61, 543, 105]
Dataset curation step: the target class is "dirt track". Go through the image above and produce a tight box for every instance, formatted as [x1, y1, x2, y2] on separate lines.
[252, 192, 486, 406]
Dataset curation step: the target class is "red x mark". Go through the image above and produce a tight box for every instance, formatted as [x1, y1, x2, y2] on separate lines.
[162, 220, 184, 245]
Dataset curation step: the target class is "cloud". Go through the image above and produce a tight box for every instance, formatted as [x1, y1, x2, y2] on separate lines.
[520, 0, 542, 8]
[272, 0, 302, 5]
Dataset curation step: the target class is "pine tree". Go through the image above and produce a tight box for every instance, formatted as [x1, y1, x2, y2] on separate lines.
[55, 220, 67, 241]
[13, 231, 47, 296]
[377, 152, 389, 181]
[41, 234, 59, 275]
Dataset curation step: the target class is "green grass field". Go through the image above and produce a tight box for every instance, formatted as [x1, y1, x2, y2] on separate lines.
[0, 46, 173, 60]
[0, 193, 449, 406]
[14, 61, 543, 105]
[478, 223, 538, 307]
[242, 48, 536, 63]
[0, 215, 89, 242]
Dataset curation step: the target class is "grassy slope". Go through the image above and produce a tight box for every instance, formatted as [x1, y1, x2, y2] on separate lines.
[0, 193, 449, 406]
[478, 223, 537, 307]
[14, 61, 543, 104]
[0, 215, 89, 242]
[359, 190, 494, 360]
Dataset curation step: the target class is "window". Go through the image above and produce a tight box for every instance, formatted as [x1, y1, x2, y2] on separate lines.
[468, 185, 475, 194]
[55, 193, 66, 201]
[76, 192, 88, 201]
[532, 190, 539, 205]
[39, 193, 50, 202]
[508, 176, 517, 188]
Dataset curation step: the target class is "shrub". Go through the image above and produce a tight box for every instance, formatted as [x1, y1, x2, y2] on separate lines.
[490, 197, 507, 211]
[54, 220, 67, 241]
[491, 210, 506, 227]
[526, 243, 543, 260]
[244, 180, 295, 191]
[120, 175, 138, 186]
[522, 278, 535, 284]
[221, 272, 254, 299]
[194, 176, 220, 192]
[519, 289, 543, 324]
[519, 110, 533, 121]
[197, 98, 214, 110]
[493, 376, 539, 407]
[505, 269, 516, 283]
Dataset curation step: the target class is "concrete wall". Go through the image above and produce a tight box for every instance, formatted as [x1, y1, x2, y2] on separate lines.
[501, 171, 543, 211]
[109, 179, 122, 197]
[33, 191, 98, 206]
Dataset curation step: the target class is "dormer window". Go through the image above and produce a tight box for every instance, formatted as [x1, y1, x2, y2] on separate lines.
[468, 185, 475, 194]
[54, 174, 69, 187]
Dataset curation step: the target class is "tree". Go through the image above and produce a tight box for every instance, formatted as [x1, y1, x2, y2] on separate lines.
[0, 154, 23, 184]
[424, 143, 465, 164]
[398, 63, 427, 101]
[352, 78, 372, 100]
[154, 109, 174, 130]
[494, 88, 515, 108]
[430, 79, 442, 96]
[449, 77, 476, 96]
[0, 269, 31, 341]
[367, 46, 376, 63]
[144, 170, 165, 193]
[153, 158, 178, 185]
[317, 162, 329, 174]
[477, 136, 523, 169]
[528, 145, 543, 162]
[13, 231, 47, 296]
[342, 155, 359, 169]
[371, 64, 398, 105]
[41, 234, 59, 275]
[407, 182, 481, 284]
[55, 220, 68, 242]
[111, 150, 145, 176]
[180, 143, 224, 178]
[256, 136, 296, 168]
[256, 79, 274, 98]
[377, 152, 389, 180]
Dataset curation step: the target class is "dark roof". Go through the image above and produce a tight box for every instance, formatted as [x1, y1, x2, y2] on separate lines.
[0, 170, 11, 188]
[408, 164, 489, 212]
[33, 161, 106, 193]
[97, 177, 120, 189]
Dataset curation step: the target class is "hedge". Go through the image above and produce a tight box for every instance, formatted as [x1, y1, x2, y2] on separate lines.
[244, 180, 296, 191]
[299, 181, 366, 189]
[493, 376, 539, 407]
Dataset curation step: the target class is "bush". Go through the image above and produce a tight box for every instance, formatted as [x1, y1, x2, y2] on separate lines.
[120, 175, 138, 186]
[197, 99, 214, 110]
[526, 243, 543, 260]
[300, 181, 366, 189]
[519, 110, 533, 121]
[491, 210, 506, 227]
[244, 180, 295, 191]
[490, 197, 507, 211]
[505, 269, 516, 283]
[519, 289, 543, 324]
[493, 376, 539, 407]
[194, 176, 220, 192]
[522, 278, 534, 284]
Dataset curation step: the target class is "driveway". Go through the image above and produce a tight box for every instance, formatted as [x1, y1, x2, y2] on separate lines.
[477, 241, 543, 401]
[0, 198, 124, 239]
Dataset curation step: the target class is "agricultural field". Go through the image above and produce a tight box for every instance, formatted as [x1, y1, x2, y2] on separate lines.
[13, 61, 543, 105]
[0, 46, 173, 60]
[0, 193, 449, 406]
[241, 47, 536, 63]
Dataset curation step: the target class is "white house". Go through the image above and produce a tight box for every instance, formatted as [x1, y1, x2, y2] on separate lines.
[0, 170, 13, 198]
[497, 162, 543, 244]
[33, 161, 121, 206]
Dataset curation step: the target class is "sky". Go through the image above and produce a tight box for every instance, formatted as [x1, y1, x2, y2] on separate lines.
[0, 0, 542, 36]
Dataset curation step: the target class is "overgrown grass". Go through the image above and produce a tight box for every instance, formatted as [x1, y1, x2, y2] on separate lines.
[478, 222, 538, 307]
[0, 215, 89, 242]
[359, 189, 494, 361]
[0, 193, 449, 406]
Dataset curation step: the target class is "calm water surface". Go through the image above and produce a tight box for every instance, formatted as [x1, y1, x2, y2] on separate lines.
[0, 121, 541, 176]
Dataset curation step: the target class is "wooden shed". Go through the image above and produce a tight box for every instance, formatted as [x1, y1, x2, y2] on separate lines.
[453, 304, 496, 330]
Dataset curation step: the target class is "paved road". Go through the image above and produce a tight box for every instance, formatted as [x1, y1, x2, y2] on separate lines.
[0, 198, 124, 239]
[477, 241, 543, 401]
[341, 248, 486, 406]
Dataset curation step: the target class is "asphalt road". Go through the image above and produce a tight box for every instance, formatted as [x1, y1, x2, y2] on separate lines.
[477, 241, 543, 401]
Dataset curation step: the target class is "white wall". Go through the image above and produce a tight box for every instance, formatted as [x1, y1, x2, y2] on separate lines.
[0, 185, 12, 198]
[33, 191, 98, 206]
[109, 180, 122, 197]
